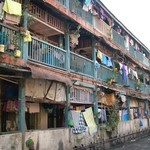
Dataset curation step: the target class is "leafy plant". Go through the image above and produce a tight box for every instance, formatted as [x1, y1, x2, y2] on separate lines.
[26, 137, 34, 149]
[106, 105, 119, 133]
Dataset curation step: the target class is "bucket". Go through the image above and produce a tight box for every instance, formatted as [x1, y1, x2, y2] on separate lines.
[14, 50, 21, 57]
[0, 44, 5, 52]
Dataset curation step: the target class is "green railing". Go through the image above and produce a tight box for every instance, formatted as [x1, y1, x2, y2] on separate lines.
[97, 65, 115, 81]
[129, 45, 135, 57]
[56, 0, 66, 6]
[143, 56, 150, 67]
[112, 29, 125, 49]
[69, 0, 92, 25]
[135, 51, 143, 62]
[70, 52, 94, 77]
[0, 23, 22, 56]
[28, 37, 67, 70]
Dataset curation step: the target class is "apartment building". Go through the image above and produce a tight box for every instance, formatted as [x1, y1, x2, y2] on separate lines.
[0, 0, 150, 149]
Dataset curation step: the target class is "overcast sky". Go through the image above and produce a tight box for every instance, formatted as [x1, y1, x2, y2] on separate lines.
[100, 0, 150, 49]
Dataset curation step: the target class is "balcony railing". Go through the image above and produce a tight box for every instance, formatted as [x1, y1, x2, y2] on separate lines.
[143, 56, 150, 67]
[97, 65, 115, 81]
[0, 23, 22, 56]
[69, 0, 92, 25]
[28, 37, 67, 70]
[112, 29, 125, 49]
[70, 52, 94, 77]
[93, 17, 111, 38]
[55, 0, 66, 6]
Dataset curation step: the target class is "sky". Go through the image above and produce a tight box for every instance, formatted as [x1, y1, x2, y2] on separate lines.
[100, 0, 150, 50]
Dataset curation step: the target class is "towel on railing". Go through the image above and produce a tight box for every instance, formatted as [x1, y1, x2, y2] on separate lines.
[3, 0, 22, 16]
[24, 31, 32, 42]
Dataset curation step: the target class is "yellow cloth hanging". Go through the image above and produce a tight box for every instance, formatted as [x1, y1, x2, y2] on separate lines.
[83, 107, 97, 135]
[97, 50, 102, 60]
[3, 0, 22, 16]
[24, 31, 32, 42]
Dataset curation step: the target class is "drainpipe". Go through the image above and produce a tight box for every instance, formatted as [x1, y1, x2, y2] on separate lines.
[18, 78, 26, 150]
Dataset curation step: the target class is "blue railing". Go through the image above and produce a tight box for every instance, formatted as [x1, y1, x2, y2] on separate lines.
[28, 37, 67, 70]
[69, 0, 92, 25]
[70, 52, 94, 77]
[0, 23, 22, 56]
[112, 29, 125, 49]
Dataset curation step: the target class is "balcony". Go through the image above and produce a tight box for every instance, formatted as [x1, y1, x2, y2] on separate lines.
[143, 56, 150, 67]
[0, 23, 22, 56]
[70, 52, 94, 77]
[93, 16, 111, 38]
[112, 29, 125, 49]
[28, 37, 67, 70]
[69, 0, 92, 25]
[29, 3, 64, 36]
[55, 0, 66, 6]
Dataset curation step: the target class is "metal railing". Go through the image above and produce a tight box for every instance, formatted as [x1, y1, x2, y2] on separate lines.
[112, 29, 125, 49]
[143, 56, 150, 67]
[69, 0, 92, 25]
[93, 17, 111, 38]
[70, 52, 94, 77]
[55, 0, 66, 6]
[0, 23, 22, 56]
[28, 37, 67, 70]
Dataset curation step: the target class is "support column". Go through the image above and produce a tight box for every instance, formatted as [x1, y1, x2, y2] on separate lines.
[144, 99, 148, 116]
[18, 79, 26, 150]
[126, 96, 130, 120]
[93, 89, 98, 125]
[22, 1, 29, 63]
[65, 86, 70, 127]
[92, 38, 97, 79]
[65, 23, 70, 71]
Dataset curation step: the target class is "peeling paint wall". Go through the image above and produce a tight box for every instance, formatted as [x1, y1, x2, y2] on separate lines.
[25, 128, 70, 150]
[0, 133, 22, 150]
[118, 118, 148, 136]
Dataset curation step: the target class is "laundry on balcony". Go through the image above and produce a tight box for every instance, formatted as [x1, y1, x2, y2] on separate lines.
[0, 1, 4, 20]
[83, 107, 97, 135]
[70, 110, 87, 134]
[3, 0, 22, 16]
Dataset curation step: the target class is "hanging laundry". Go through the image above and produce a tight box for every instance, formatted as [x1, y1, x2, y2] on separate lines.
[120, 95, 126, 103]
[100, 109, 107, 123]
[97, 50, 102, 60]
[106, 56, 113, 67]
[3, 0, 22, 16]
[95, 60, 100, 69]
[83, 107, 97, 135]
[84, 0, 91, 7]
[101, 53, 107, 65]
[0, 2, 4, 20]
[122, 109, 129, 121]
[121, 64, 128, 81]
[71, 110, 86, 134]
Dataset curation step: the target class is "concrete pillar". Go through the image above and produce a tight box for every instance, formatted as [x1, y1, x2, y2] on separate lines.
[18, 78, 26, 150]
[65, 23, 70, 71]
[92, 38, 97, 79]
[65, 86, 70, 127]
